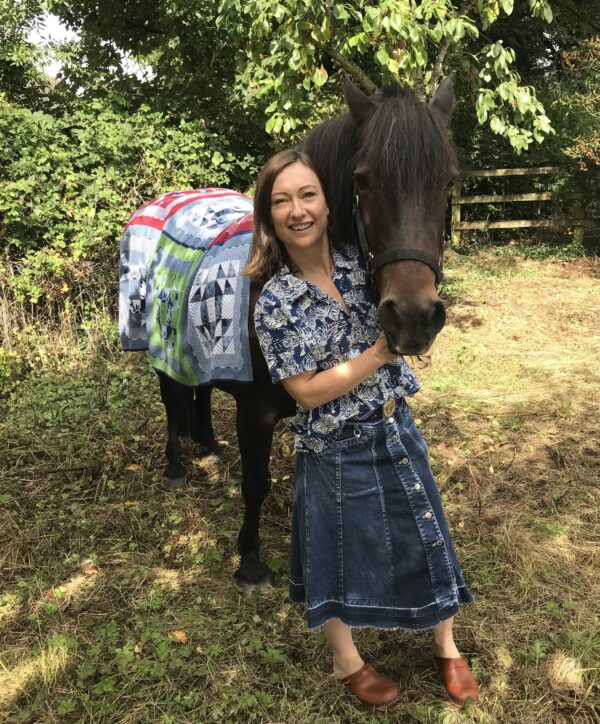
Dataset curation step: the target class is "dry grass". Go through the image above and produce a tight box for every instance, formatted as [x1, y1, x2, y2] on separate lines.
[0, 249, 599, 723]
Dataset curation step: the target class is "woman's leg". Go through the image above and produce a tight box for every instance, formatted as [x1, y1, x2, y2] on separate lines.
[323, 619, 400, 706]
[322, 619, 364, 678]
[431, 615, 479, 705]
[431, 615, 461, 658]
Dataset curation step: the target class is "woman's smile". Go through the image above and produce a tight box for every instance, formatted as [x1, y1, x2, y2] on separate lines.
[270, 161, 329, 251]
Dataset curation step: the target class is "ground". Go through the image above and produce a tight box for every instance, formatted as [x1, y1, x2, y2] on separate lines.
[0, 248, 598, 723]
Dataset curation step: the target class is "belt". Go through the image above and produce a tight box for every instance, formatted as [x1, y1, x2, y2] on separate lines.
[347, 397, 402, 424]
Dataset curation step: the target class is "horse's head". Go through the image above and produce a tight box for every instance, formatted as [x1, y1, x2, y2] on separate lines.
[344, 76, 458, 356]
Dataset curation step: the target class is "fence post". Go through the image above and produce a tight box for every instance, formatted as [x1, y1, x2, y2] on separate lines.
[572, 195, 585, 246]
[451, 180, 462, 246]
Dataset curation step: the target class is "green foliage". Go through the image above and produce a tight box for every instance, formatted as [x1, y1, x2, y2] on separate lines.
[71, 619, 204, 719]
[0, 0, 595, 316]
[0, 94, 259, 303]
[218, 0, 556, 151]
[476, 40, 553, 151]
[46, 0, 275, 165]
[0, 0, 47, 105]
[549, 37, 600, 215]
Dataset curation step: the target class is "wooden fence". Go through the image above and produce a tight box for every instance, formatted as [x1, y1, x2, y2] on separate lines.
[450, 166, 594, 245]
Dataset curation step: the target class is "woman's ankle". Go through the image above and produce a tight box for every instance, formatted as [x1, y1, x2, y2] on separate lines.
[332, 650, 365, 680]
[432, 638, 461, 659]
[431, 617, 461, 659]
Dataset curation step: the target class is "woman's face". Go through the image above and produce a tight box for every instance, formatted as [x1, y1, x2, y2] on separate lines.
[270, 161, 329, 254]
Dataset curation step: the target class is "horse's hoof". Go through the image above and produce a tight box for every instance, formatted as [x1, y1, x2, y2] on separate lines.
[196, 440, 223, 457]
[236, 579, 274, 598]
[163, 472, 188, 489]
[234, 563, 275, 594]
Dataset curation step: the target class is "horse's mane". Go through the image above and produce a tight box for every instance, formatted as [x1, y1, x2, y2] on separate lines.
[298, 82, 458, 245]
[297, 112, 359, 246]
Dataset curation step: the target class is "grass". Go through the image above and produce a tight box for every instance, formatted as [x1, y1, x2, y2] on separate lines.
[1, 249, 599, 722]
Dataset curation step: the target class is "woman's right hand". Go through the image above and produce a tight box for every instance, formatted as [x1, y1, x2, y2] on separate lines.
[372, 332, 398, 364]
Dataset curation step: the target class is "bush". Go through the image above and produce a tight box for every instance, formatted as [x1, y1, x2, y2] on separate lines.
[0, 95, 260, 304]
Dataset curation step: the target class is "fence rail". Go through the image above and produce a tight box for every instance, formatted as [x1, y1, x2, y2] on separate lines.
[450, 166, 591, 245]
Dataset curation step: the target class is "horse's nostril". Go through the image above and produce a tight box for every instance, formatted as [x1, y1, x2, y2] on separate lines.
[378, 297, 401, 327]
[427, 300, 446, 334]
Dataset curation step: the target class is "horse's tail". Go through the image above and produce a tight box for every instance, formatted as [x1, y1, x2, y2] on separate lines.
[157, 371, 196, 439]
[178, 385, 196, 438]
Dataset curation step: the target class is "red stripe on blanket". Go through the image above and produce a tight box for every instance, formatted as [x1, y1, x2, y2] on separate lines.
[125, 189, 251, 232]
[208, 212, 254, 248]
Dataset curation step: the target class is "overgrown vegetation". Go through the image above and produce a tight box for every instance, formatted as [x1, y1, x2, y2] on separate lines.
[0, 95, 259, 304]
[1, 252, 598, 722]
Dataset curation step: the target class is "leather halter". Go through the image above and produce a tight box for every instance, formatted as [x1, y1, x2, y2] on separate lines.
[352, 179, 444, 302]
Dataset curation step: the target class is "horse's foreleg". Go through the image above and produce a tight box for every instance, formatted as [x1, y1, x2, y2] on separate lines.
[191, 385, 222, 455]
[234, 399, 277, 589]
[158, 372, 191, 489]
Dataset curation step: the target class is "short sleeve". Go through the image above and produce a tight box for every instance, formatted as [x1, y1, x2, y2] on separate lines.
[254, 289, 317, 382]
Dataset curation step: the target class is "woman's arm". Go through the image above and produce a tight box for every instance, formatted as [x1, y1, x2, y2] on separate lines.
[281, 333, 398, 410]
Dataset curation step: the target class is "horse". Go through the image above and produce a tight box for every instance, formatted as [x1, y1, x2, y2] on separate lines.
[119, 76, 458, 590]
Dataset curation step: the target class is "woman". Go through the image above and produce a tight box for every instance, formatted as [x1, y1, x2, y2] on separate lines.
[246, 149, 478, 708]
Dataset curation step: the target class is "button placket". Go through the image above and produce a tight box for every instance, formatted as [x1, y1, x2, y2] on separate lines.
[386, 412, 400, 444]
[392, 448, 454, 606]
[384, 402, 456, 601]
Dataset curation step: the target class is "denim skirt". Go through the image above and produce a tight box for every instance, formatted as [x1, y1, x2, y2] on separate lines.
[289, 399, 474, 631]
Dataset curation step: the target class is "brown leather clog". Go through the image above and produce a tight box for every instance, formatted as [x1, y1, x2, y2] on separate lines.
[341, 663, 399, 707]
[433, 656, 479, 707]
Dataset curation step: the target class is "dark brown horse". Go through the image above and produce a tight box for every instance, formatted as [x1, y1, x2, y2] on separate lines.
[142, 77, 457, 588]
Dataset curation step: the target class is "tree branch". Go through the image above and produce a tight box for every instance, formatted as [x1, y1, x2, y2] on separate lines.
[430, 2, 474, 97]
[319, 0, 378, 94]
[322, 43, 379, 94]
[430, 34, 453, 96]
[414, 70, 426, 101]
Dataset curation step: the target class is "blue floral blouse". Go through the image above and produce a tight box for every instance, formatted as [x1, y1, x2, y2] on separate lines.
[254, 245, 419, 453]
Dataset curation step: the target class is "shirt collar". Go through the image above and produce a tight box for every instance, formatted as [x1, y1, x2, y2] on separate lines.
[331, 245, 357, 271]
[273, 244, 358, 303]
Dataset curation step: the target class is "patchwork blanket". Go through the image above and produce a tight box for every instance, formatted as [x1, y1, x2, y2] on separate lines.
[119, 188, 255, 386]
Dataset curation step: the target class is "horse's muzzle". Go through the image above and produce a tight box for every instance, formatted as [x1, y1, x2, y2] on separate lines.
[377, 297, 446, 356]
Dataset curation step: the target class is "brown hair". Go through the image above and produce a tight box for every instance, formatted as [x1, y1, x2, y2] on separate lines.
[243, 149, 337, 283]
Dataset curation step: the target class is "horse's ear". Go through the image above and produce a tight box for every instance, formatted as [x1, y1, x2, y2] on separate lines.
[431, 76, 454, 120]
[343, 74, 376, 125]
